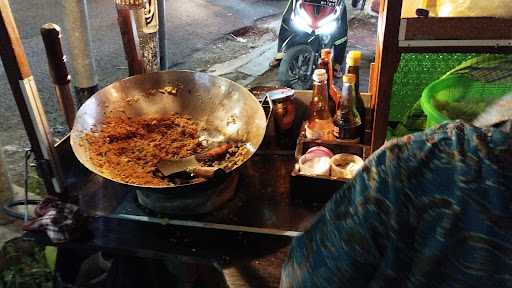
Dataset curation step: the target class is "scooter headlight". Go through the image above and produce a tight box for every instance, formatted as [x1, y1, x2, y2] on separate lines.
[316, 6, 341, 35]
[292, 5, 313, 33]
[316, 19, 337, 35]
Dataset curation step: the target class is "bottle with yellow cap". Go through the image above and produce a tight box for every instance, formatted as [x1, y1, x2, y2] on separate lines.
[346, 51, 361, 97]
[305, 69, 334, 140]
[333, 73, 361, 141]
[345, 51, 364, 119]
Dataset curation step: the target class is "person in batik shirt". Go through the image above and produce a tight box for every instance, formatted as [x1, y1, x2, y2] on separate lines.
[281, 94, 512, 287]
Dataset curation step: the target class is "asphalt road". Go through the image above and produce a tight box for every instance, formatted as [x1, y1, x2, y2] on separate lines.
[0, 0, 286, 185]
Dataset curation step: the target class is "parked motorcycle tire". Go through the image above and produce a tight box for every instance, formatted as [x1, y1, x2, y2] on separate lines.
[278, 45, 315, 90]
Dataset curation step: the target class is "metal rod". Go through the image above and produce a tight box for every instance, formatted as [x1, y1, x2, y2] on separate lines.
[158, 0, 167, 70]
[23, 149, 31, 223]
[63, 0, 99, 106]
[114, 214, 303, 237]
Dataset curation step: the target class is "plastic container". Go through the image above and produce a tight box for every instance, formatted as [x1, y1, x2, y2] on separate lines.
[298, 154, 331, 177]
[420, 75, 512, 128]
[330, 154, 364, 179]
[305, 146, 334, 158]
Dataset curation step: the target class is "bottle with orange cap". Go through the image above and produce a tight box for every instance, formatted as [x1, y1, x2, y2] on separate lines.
[318, 49, 330, 72]
[319, 49, 340, 115]
[333, 74, 361, 142]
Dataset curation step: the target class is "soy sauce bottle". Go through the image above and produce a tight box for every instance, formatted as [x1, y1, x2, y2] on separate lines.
[333, 74, 361, 142]
[345, 50, 364, 120]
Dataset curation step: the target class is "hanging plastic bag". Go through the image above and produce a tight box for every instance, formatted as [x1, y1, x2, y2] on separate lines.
[401, 0, 512, 18]
[401, 0, 424, 18]
[438, 0, 512, 17]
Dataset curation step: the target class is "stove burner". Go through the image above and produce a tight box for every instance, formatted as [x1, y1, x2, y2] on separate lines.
[135, 173, 239, 215]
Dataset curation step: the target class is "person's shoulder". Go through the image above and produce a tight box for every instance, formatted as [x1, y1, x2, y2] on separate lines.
[367, 120, 482, 168]
[384, 121, 479, 150]
[389, 120, 473, 147]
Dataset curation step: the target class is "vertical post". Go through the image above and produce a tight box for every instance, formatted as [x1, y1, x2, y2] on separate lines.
[62, 0, 99, 106]
[115, 0, 160, 74]
[138, 0, 160, 72]
[41, 23, 77, 129]
[370, 0, 402, 151]
[117, 6, 145, 76]
[158, 0, 167, 70]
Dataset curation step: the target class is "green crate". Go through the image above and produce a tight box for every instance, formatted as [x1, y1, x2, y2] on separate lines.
[389, 53, 476, 122]
[421, 74, 512, 128]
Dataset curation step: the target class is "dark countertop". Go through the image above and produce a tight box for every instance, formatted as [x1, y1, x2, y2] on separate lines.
[25, 133, 343, 287]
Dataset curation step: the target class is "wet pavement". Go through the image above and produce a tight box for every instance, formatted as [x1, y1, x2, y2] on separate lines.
[247, 14, 378, 92]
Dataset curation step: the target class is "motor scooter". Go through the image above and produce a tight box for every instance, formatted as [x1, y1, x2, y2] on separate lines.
[277, 0, 348, 90]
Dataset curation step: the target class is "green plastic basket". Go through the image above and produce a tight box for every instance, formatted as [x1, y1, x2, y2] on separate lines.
[421, 74, 512, 128]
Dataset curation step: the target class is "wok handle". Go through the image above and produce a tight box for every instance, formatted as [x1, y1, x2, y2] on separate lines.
[41, 23, 76, 129]
[192, 167, 226, 179]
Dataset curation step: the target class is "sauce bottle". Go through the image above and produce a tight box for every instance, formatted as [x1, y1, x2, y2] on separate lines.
[345, 51, 364, 121]
[319, 49, 340, 115]
[333, 74, 361, 142]
[306, 69, 334, 140]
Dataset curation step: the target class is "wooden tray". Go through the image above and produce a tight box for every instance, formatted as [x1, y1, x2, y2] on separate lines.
[289, 122, 370, 203]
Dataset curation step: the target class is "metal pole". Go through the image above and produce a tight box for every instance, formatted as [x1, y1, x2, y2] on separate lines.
[115, 0, 160, 74]
[63, 0, 99, 106]
[137, 0, 160, 73]
[158, 0, 167, 70]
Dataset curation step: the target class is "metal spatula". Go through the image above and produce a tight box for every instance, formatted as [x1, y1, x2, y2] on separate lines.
[157, 144, 231, 178]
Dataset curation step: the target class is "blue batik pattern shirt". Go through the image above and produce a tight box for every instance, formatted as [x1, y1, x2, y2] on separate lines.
[282, 117, 512, 287]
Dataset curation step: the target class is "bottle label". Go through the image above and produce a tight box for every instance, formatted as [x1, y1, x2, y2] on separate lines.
[306, 124, 322, 140]
[306, 120, 334, 141]
[333, 125, 361, 141]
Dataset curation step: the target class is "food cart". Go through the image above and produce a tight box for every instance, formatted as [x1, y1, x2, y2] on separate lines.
[1, 0, 511, 286]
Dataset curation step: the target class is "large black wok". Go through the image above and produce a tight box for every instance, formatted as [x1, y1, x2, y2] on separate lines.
[70, 70, 266, 213]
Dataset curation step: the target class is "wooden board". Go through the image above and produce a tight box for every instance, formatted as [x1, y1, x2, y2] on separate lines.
[370, 0, 402, 151]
